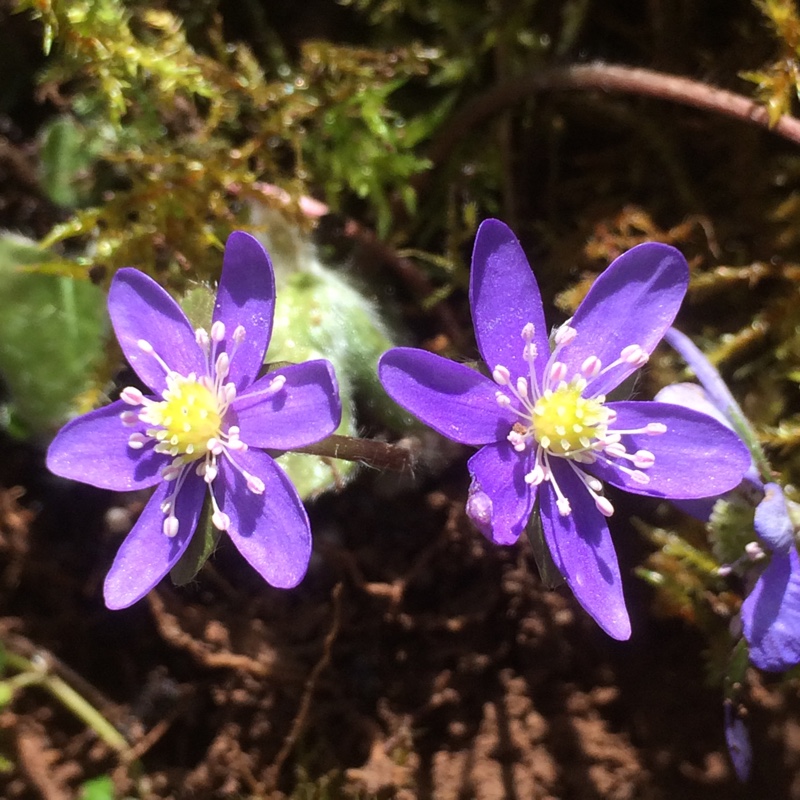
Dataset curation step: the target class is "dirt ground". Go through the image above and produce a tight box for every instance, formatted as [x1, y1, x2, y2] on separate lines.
[1, 423, 799, 799]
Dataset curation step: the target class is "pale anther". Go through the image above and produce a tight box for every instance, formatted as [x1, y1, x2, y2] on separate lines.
[595, 496, 614, 517]
[549, 362, 567, 384]
[128, 433, 148, 449]
[121, 387, 145, 405]
[554, 324, 577, 345]
[556, 497, 572, 516]
[521, 322, 535, 340]
[212, 510, 231, 531]
[163, 516, 179, 538]
[620, 344, 648, 366]
[632, 449, 655, 468]
[581, 356, 601, 378]
[233, 325, 246, 344]
[210, 320, 226, 342]
[137, 339, 154, 354]
[645, 422, 667, 434]
[493, 365, 511, 386]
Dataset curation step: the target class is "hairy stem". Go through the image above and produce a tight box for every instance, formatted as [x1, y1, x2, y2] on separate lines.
[427, 62, 800, 167]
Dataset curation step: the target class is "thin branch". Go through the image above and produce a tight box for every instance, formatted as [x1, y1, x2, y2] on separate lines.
[427, 62, 800, 167]
[292, 433, 419, 475]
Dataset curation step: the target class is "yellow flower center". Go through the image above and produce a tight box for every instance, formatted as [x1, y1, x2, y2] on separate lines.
[143, 377, 223, 459]
[531, 383, 610, 456]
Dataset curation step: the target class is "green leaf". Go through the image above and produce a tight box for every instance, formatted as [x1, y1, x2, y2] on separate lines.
[525, 504, 564, 589]
[79, 775, 116, 800]
[170, 499, 222, 586]
[0, 234, 108, 437]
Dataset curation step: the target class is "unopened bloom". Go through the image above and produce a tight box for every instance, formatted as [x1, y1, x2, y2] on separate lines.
[47, 232, 341, 609]
[657, 329, 800, 672]
[379, 219, 750, 639]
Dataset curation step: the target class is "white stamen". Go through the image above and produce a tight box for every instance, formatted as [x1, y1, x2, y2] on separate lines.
[557, 497, 571, 516]
[233, 325, 246, 344]
[581, 356, 602, 378]
[163, 516, 179, 538]
[128, 433, 149, 449]
[204, 463, 218, 483]
[493, 365, 511, 386]
[137, 339, 154, 354]
[620, 344, 648, 366]
[525, 463, 545, 485]
[121, 411, 139, 426]
[516, 377, 529, 398]
[630, 470, 649, 484]
[244, 472, 265, 494]
[212, 510, 231, 531]
[521, 322, 535, 341]
[595, 496, 614, 517]
[121, 387, 145, 406]
[548, 361, 567, 384]
[632, 449, 655, 468]
[554, 324, 577, 345]
[745, 541, 764, 560]
[210, 320, 226, 342]
[645, 422, 667, 434]
[215, 351, 230, 380]
[196, 328, 209, 348]
[496, 392, 512, 408]
[604, 442, 627, 459]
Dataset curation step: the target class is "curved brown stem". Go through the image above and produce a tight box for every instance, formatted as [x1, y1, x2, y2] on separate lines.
[426, 62, 800, 167]
[292, 433, 419, 475]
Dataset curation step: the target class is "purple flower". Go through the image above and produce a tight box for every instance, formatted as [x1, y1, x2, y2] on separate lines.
[378, 219, 750, 639]
[47, 232, 341, 609]
[724, 702, 752, 782]
[656, 330, 800, 672]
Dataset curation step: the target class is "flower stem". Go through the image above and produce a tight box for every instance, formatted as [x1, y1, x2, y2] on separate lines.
[426, 62, 800, 168]
[664, 327, 773, 483]
[292, 434, 418, 474]
[3, 646, 130, 754]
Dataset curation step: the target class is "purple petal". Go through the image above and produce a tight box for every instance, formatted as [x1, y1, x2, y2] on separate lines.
[469, 219, 551, 382]
[466, 441, 534, 545]
[104, 474, 205, 609]
[540, 460, 631, 640]
[46, 400, 164, 491]
[742, 548, 800, 672]
[560, 243, 688, 398]
[654, 382, 731, 429]
[217, 449, 311, 588]
[724, 704, 752, 782]
[233, 359, 341, 450]
[109, 269, 206, 395]
[379, 348, 514, 445]
[212, 232, 275, 392]
[663, 328, 746, 425]
[589, 401, 751, 499]
[754, 483, 794, 554]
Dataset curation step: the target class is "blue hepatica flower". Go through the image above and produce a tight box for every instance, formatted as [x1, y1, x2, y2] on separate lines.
[657, 328, 800, 672]
[47, 232, 341, 609]
[379, 219, 750, 639]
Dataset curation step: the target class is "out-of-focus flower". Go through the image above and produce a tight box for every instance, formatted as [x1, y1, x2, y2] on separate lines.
[724, 702, 752, 782]
[47, 232, 341, 609]
[657, 328, 800, 672]
[379, 219, 750, 639]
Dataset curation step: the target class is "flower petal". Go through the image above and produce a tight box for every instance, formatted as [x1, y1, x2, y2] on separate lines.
[103, 474, 205, 609]
[724, 704, 752, 782]
[109, 269, 206, 395]
[654, 382, 730, 428]
[755, 483, 795, 554]
[469, 219, 550, 382]
[212, 232, 276, 391]
[46, 400, 164, 491]
[233, 359, 341, 450]
[217, 449, 311, 588]
[742, 547, 800, 672]
[466, 441, 534, 545]
[540, 460, 631, 640]
[663, 328, 746, 425]
[379, 347, 513, 445]
[589, 401, 751, 499]
[561, 243, 688, 398]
